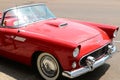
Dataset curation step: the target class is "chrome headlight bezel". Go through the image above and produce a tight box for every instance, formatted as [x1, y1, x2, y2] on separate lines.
[113, 30, 118, 38]
[73, 47, 80, 58]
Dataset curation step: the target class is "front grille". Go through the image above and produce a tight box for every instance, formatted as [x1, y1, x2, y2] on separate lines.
[80, 44, 109, 66]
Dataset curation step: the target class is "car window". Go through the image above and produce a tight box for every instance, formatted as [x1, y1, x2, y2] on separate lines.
[2, 4, 56, 28]
[3, 10, 19, 27]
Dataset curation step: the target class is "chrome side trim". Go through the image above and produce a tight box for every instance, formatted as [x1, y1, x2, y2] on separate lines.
[62, 45, 116, 78]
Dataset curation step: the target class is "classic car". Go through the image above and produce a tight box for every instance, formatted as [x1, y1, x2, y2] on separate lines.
[0, 3, 119, 80]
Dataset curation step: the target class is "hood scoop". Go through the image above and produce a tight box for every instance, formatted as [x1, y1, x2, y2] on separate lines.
[46, 20, 68, 28]
[59, 23, 68, 28]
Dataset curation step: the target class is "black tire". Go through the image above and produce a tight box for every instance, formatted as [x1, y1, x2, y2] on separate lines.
[36, 52, 63, 80]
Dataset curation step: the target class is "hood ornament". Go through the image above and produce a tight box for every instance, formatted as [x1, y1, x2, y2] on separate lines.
[96, 40, 100, 43]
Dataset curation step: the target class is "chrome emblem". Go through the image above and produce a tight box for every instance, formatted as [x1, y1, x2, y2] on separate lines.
[96, 40, 100, 43]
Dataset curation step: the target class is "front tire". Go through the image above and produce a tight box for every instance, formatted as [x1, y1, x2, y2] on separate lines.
[37, 52, 61, 80]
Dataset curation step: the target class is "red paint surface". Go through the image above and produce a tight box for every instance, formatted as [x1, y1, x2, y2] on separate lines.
[0, 17, 118, 71]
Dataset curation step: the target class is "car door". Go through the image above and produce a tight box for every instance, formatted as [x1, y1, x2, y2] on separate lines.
[0, 8, 29, 62]
[0, 7, 38, 65]
[0, 26, 33, 64]
[0, 27, 18, 58]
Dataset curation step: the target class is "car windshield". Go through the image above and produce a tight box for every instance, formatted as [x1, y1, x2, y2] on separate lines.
[3, 4, 56, 28]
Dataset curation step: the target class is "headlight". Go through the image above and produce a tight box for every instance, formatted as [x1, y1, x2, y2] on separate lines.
[113, 30, 118, 38]
[73, 47, 80, 57]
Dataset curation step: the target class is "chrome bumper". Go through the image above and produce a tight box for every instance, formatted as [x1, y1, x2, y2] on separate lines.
[62, 45, 116, 78]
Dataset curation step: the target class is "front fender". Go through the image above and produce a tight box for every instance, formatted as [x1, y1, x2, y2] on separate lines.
[70, 19, 119, 39]
[81, 22, 119, 38]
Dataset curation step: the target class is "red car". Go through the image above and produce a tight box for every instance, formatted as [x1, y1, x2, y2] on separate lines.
[0, 3, 119, 80]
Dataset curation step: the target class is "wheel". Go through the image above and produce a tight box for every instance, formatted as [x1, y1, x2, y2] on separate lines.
[37, 52, 62, 80]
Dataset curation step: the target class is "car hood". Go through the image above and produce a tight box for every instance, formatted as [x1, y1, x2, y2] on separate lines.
[22, 18, 101, 45]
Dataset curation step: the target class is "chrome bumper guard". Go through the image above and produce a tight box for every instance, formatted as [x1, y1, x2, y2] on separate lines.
[62, 45, 116, 78]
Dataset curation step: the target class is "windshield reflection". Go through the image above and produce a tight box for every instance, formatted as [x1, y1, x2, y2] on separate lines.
[3, 4, 56, 28]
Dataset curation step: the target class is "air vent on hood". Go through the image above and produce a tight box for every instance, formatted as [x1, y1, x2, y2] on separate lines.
[46, 20, 68, 28]
[59, 23, 68, 28]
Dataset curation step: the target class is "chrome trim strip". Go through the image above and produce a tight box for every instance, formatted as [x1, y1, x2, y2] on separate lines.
[4, 3, 45, 12]
[62, 45, 116, 78]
